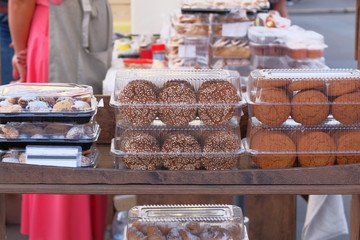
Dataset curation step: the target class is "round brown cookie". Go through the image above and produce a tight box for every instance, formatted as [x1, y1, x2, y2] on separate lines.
[161, 133, 201, 170]
[158, 84, 197, 126]
[253, 78, 290, 88]
[327, 78, 360, 97]
[250, 131, 296, 169]
[162, 80, 194, 91]
[291, 90, 329, 125]
[198, 81, 239, 126]
[121, 132, 161, 170]
[117, 80, 158, 126]
[331, 91, 360, 124]
[197, 80, 222, 97]
[202, 131, 240, 170]
[297, 131, 336, 167]
[336, 131, 360, 164]
[252, 87, 291, 126]
[288, 79, 326, 92]
[52, 99, 74, 112]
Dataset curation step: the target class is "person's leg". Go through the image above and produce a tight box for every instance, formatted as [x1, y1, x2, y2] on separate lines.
[0, 13, 14, 85]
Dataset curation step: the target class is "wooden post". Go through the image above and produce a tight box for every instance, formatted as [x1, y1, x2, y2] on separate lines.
[0, 194, 6, 240]
[350, 194, 360, 240]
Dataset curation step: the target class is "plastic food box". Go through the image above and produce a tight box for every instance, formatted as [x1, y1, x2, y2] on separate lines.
[210, 11, 253, 37]
[210, 36, 250, 58]
[0, 83, 97, 124]
[247, 69, 360, 126]
[251, 55, 289, 69]
[0, 145, 99, 167]
[123, 59, 153, 69]
[246, 117, 360, 168]
[181, 0, 268, 11]
[110, 69, 244, 127]
[0, 121, 100, 150]
[111, 122, 243, 170]
[171, 10, 209, 37]
[125, 204, 247, 240]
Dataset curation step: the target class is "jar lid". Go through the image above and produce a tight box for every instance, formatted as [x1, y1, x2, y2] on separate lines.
[151, 43, 165, 52]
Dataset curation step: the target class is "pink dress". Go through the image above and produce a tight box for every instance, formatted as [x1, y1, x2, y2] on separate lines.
[21, 1, 108, 240]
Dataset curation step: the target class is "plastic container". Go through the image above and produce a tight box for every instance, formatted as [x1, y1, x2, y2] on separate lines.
[111, 122, 243, 170]
[125, 204, 247, 240]
[123, 59, 153, 69]
[0, 145, 99, 167]
[251, 55, 289, 69]
[247, 69, 360, 126]
[210, 11, 253, 37]
[210, 58, 251, 77]
[0, 121, 100, 150]
[248, 26, 286, 45]
[181, 0, 268, 11]
[286, 57, 329, 69]
[246, 117, 360, 168]
[110, 69, 243, 127]
[171, 10, 209, 37]
[210, 36, 250, 58]
[0, 83, 97, 124]
[152, 44, 166, 61]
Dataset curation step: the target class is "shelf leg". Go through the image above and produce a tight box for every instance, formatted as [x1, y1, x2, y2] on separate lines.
[350, 194, 360, 240]
[0, 194, 6, 240]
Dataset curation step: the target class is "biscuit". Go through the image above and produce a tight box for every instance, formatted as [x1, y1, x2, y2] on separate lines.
[336, 131, 360, 164]
[331, 91, 360, 124]
[250, 131, 296, 169]
[252, 87, 291, 126]
[253, 78, 290, 88]
[72, 101, 91, 111]
[327, 78, 360, 97]
[38, 97, 56, 107]
[0, 125, 19, 139]
[288, 79, 326, 92]
[52, 99, 74, 112]
[291, 90, 329, 125]
[26, 101, 51, 112]
[297, 131, 336, 167]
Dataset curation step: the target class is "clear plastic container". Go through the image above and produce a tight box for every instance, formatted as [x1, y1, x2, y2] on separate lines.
[0, 83, 97, 124]
[111, 122, 243, 170]
[210, 36, 250, 58]
[0, 121, 100, 150]
[286, 57, 329, 69]
[247, 26, 286, 45]
[181, 0, 268, 11]
[210, 58, 251, 77]
[110, 69, 243, 127]
[251, 55, 289, 69]
[250, 42, 287, 57]
[171, 10, 209, 37]
[285, 31, 327, 59]
[210, 11, 253, 37]
[0, 145, 99, 167]
[126, 204, 246, 240]
[123, 59, 153, 69]
[247, 69, 360, 126]
[246, 117, 360, 168]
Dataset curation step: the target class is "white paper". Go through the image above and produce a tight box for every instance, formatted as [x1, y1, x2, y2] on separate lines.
[178, 45, 196, 58]
[222, 22, 253, 37]
[26, 146, 81, 167]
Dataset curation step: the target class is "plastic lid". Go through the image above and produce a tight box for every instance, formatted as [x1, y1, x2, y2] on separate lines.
[123, 58, 153, 64]
[151, 43, 166, 52]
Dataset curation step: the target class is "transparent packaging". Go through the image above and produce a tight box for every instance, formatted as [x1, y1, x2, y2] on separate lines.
[286, 57, 329, 69]
[210, 36, 250, 58]
[247, 26, 286, 45]
[0, 145, 99, 167]
[285, 31, 327, 59]
[171, 10, 209, 37]
[181, 0, 269, 11]
[0, 83, 97, 124]
[251, 55, 289, 69]
[246, 117, 360, 168]
[111, 122, 243, 170]
[0, 121, 100, 150]
[210, 58, 251, 77]
[110, 69, 243, 127]
[126, 204, 246, 240]
[210, 11, 253, 37]
[250, 42, 286, 56]
[247, 69, 360, 126]
[123, 59, 153, 69]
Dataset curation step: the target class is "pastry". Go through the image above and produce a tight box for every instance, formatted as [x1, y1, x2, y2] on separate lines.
[250, 131, 296, 169]
[19, 124, 44, 135]
[202, 131, 240, 170]
[121, 132, 161, 170]
[73, 94, 92, 104]
[18, 96, 36, 108]
[288, 79, 326, 92]
[0, 125, 19, 139]
[66, 126, 93, 139]
[212, 38, 250, 58]
[336, 130, 360, 164]
[26, 101, 51, 112]
[291, 90, 329, 125]
[19, 153, 27, 163]
[331, 91, 360, 124]
[44, 124, 71, 135]
[297, 131, 336, 167]
[327, 78, 360, 97]
[252, 87, 291, 126]
[117, 80, 158, 126]
[52, 99, 74, 112]
[161, 133, 202, 170]
[71, 101, 91, 111]
[38, 97, 56, 107]
[159, 84, 197, 126]
[198, 81, 239, 126]
[0, 100, 22, 113]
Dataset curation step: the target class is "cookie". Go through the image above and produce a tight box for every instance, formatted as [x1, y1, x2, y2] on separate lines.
[38, 97, 56, 107]
[336, 131, 360, 164]
[291, 90, 329, 125]
[52, 99, 74, 112]
[66, 126, 93, 139]
[26, 101, 51, 112]
[0, 100, 22, 113]
[18, 96, 36, 108]
[19, 124, 44, 135]
[253, 78, 290, 88]
[288, 79, 326, 92]
[117, 80, 158, 126]
[252, 87, 291, 126]
[127, 227, 147, 240]
[162, 80, 194, 91]
[327, 78, 360, 97]
[202, 131, 240, 170]
[158, 84, 197, 126]
[161, 133, 202, 170]
[198, 81, 239, 126]
[71, 101, 91, 111]
[331, 91, 360, 124]
[297, 131, 336, 167]
[0, 125, 19, 139]
[250, 131, 296, 169]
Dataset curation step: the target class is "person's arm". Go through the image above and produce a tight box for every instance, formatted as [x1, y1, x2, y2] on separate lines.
[8, 0, 36, 82]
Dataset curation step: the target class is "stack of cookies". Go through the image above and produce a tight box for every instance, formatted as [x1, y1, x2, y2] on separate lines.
[110, 69, 245, 170]
[246, 69, 360, 169]
[0, 83, 100, 167]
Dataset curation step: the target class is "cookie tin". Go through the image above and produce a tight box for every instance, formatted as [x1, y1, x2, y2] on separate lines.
[0, 145, 99, 168]
[110, 69, 244, 127]
[247, 69, 360, 126]
[111, 122, 243, 170]
[246, 117, 360, 168]
[0, 121, 100, 150]
[126, 204, 246, 240]
[0, 83, 97, 124]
